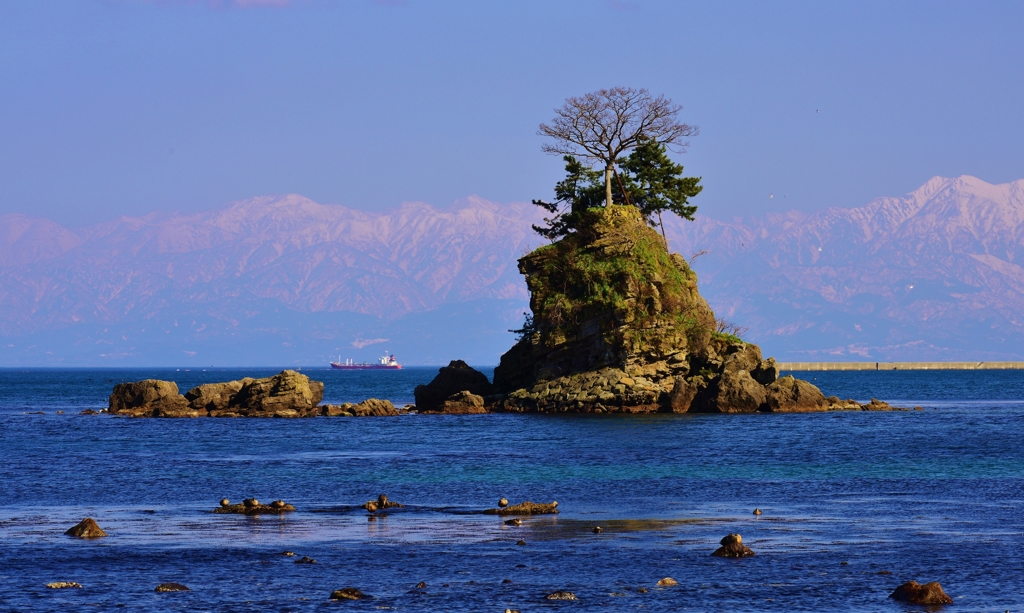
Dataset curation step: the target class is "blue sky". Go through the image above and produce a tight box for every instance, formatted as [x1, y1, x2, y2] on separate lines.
[1, 0, 1022, 226]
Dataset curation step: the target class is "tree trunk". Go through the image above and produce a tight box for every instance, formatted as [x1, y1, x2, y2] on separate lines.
[605, 165, 613, 207]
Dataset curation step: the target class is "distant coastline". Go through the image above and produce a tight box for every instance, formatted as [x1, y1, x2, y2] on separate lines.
[780, 361, 1024, 371]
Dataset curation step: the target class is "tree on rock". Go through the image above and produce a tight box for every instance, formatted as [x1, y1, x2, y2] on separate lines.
[618, 138, 703, 240]
[539, 87, 697, 209]
[535, 88, 701, 240]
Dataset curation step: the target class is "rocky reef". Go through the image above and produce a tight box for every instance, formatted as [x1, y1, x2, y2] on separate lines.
[492, 205, 871, 414]
[109, 370, 323, 418]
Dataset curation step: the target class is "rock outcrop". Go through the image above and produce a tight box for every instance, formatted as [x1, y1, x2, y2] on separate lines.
[414, 360, 495, 413]
[108, 380, 192, 418]
[490, 205, 860, 414]
[889, 581, 953, 605]
[711, 533, 755, 557]
[330, 588, 371, 601]
[322, 399, 399, 417]
[483, 501, 559, 515]
[213, 498, 296, 514]
[435, 391, 487, 414]
[65, 518, 107, 538]
[154, 583, 190, 592]
[109, 371, 324, 418]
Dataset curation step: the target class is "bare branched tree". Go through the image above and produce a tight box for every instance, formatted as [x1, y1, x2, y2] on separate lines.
[539, 87, 698, 208]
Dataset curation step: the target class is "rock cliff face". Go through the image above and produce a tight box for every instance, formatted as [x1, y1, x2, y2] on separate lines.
[492, 205, 840, 414]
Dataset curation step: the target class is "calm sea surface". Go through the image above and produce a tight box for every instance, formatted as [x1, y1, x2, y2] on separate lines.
[1, 367, 1022, 612]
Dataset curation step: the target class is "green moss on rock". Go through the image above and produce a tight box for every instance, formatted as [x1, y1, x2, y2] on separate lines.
[494, 205, 716, 392]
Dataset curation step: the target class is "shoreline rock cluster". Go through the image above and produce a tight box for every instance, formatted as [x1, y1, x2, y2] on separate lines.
[109, 370, 323, 418]
[108, 370, 407, 419]
[213, 498, 296, 515]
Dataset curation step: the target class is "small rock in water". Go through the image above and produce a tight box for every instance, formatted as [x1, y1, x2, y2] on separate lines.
[877, 570, 892, 575]
[46, 582, 82, 589]
[498, 497, 509, 507]
[502, 578, 512, 584]
[637, 587, 648, 593]
[486, 500, 559, 515]
[505, 518, 522, 526]
[889, 580, 953, 605]
[220, 498, 230, 507]
[56, 410, 65, 414]
[516, 539, 526, 546]
[65, 518, 107, 538]
[280, 551, 296, 556]
[294, 556, 317, 564]
[415, 581, 426, 589]
[81, 409, 99, 415]
[505, 609, 522, 613]
[753, 508, 762, 515]
[546, 591, 578, 600]
[154, 583, 190, 592]
[657, 577, 678, 586]
[840, 561, 848, 565]
[711, 533, 755, 558]
[330, 587, 370, 600]
[592, 526, 602, 534]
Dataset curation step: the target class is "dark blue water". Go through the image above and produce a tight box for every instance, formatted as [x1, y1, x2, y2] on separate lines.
[1, 367, 1023, 612]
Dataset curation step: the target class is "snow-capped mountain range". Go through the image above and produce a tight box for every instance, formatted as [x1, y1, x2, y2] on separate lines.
[1, 176, 1021, 365]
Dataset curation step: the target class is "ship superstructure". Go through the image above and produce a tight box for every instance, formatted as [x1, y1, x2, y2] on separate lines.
[330, 352, 401, 370]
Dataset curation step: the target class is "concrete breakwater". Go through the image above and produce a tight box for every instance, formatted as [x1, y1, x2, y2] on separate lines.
[779, 361, 1024, 371]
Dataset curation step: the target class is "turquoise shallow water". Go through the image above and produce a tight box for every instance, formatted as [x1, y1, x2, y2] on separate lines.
[1, 367, 1023, 612]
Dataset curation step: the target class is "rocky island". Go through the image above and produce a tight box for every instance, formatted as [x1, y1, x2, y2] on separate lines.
[486, 204, 885, 414]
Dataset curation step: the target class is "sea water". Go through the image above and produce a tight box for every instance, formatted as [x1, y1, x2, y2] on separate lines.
[0, 367, 1022, 612]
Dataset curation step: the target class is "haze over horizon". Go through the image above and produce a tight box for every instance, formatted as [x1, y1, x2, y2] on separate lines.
[3, 174, 1023, 366]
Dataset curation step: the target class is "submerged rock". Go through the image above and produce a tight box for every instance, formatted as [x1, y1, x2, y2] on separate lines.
[484, 501, 559, 515]
[294, 556, 317, 564]
[657, 577, 678, 586]
[889, 580, 953, 604]
[545, 591, 578, 600]
[329, 587, 371, 600]
[65, 518, 107, 538]
[154, 583, 190, 592]
[414, 360, 495, 413]
[213, 499, 295, 515]
[46, 582, 82, 589]
[711, 533, 755, 558]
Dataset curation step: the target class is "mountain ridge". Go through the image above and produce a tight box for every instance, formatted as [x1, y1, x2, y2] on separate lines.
[1, 175, 1022, 364]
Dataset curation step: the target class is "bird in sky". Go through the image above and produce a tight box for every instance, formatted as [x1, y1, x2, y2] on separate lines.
[770, 193, 774, 199]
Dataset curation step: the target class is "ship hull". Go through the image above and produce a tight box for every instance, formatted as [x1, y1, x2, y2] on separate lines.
[330, 363, 402, 370]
